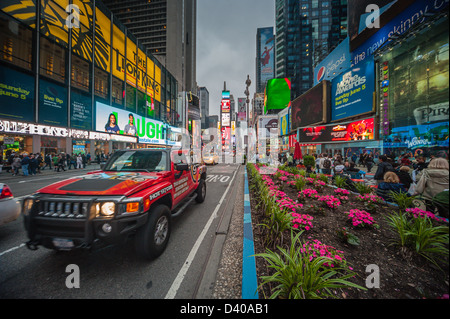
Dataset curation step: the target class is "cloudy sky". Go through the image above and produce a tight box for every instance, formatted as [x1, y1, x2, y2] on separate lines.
[196, 0, 275, 117]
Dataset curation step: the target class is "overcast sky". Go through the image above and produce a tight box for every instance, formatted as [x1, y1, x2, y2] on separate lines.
[196, 0, 275, 117]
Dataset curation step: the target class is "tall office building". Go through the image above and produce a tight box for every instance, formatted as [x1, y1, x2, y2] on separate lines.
[102, 0, 197, 93]
[275, 0, 347, 99]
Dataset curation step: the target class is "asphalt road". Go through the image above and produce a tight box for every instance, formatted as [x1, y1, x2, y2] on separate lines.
[0, 163, 243, 299]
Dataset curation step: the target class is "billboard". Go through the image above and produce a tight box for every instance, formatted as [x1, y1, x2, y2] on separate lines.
[331, 56, 375, 121]
[0, 66, 35, 122]
[298, 118, 375, 143]
[259, 27, 275, 84]
[221, 99, 230, 113]
[257, 116, 278, 136]
[278, 106, 290, 136]
[350, 0, 448, 65]
[264, 78, 291, 114]
[38, 78, 68, 127]
[314, 37, 351, 86]
[221, 112, 230, 127]
[96, 101, 180, 145]
[291, 81, 329, 130]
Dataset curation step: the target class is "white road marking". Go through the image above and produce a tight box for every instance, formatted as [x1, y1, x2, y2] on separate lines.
[164, 167, 239, 299]
[0, 243, 26, 257]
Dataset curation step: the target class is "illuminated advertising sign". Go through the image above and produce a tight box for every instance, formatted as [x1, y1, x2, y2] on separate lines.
[221, 99, 230, 113]
[298, 118, 375, 143]
[331, 56, 375, 121]
[278, 107, 290, 136]
[221, 112, 230, 127]
[291, 81, 329, 130]
[96, 101, 172, 145]
[314, 37, 351, 85]
[264, 78, 291, 114]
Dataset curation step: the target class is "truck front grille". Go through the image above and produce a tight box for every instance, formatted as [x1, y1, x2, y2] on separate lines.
[37, 201, 89, 219]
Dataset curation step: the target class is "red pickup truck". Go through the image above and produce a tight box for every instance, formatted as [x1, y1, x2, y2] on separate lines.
[22, 148, 207, 260]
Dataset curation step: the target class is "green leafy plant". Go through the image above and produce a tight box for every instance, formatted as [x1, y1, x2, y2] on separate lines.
[385, 211, 449, 269]
[390, 192, 416, 211]
[333, 175, 348, 189]
[303, 155, 315, 168]
[336, 227, 360, 246]
[294, 177, 307, 192]
[354, 182, 373, 195]
[259, 198, 293, 249]
[255, 231, 366, 299]
[317, 174, 329, 184]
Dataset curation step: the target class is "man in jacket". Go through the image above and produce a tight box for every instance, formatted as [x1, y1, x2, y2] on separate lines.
[21, 153, 30, 176]
[374, 155, 394, 185]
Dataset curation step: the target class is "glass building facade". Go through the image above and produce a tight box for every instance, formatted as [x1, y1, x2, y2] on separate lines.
[0, 0, 179, 158]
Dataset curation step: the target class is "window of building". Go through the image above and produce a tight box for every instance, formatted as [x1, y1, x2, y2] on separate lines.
[71, 55, 90, 92]
[40, 36, 66, 83]
[0, 14, 33, 70]
[112, 76, 124, 106]
[94, 67, 109, 99]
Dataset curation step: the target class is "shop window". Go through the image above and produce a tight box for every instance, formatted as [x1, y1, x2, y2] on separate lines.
[94, 67, 109, 99]
[112, 76, 124, 106]
[40, 37, 66, 83]
[126, 83, 136, 111]
[71, 55, 90, 92]
[0, 14, 33, 70]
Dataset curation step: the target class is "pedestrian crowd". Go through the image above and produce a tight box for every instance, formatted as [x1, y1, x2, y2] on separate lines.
[0, 152, 95, 176]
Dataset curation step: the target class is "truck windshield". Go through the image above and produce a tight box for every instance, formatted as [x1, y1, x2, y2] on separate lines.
[103, 151, 167, 172]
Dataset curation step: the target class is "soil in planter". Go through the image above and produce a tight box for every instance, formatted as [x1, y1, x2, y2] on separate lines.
[249, 173, 449, 299]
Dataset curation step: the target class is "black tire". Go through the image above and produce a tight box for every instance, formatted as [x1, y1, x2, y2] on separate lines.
[195, 179, 206, 203]
[135, 204, 171, 260]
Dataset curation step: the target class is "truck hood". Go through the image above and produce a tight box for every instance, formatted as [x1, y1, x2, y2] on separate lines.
[36, 172, 167, 197]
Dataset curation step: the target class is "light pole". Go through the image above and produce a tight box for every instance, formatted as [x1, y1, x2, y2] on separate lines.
[244, 75, 251, 123]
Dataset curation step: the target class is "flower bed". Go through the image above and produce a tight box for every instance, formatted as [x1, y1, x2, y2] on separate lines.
[248, 163, 449, 299]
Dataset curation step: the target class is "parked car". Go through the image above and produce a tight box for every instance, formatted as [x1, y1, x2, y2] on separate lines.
[0, 183, 21, 226]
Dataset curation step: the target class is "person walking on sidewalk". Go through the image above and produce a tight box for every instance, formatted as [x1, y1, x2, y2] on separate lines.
[76, 154, 83, 169]
[57, 153, 66, 172]
[12, 155, 21, 176]
[21, 153, 30, 176]
[29, 154, 38, 175]
[43, 153, 52, 170]
[52, 153, 59, 171]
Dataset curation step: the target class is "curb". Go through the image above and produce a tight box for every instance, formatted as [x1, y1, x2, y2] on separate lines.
[242, 167, 259, 299]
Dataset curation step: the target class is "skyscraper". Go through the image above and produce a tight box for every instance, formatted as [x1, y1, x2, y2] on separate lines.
[101, 0, 197, 93]
[198, 86, 209, 130]
[275, 0, 347, 99]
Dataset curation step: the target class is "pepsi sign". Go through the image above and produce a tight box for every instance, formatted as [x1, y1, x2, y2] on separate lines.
[314, 37, 351, 86]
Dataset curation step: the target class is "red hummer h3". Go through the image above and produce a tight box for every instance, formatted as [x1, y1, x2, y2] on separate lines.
[22, 148, 207, 260]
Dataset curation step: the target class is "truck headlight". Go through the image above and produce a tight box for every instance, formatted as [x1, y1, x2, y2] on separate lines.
[23, 199, 34, 216]
[100, 202, 115, 217]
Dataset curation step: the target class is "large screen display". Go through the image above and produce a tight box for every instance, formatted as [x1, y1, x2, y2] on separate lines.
[96, 101, 180, 145]
[298, 118, 375, 143]
[291, 81, 329, 130]
[331, 56, 375, 121]
[264, 78, 291, 114]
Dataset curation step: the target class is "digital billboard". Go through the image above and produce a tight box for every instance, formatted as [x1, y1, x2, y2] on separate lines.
[221, 99, 230, 113]
[291, 81, 329, 130]
[331, 56, 375, 121]
[221, 112, 230, 127]
[96, 101, 179, 145]
[264, 78, 291, 114]
[278, 107, 290, 136]
[298, 118, 375, 143]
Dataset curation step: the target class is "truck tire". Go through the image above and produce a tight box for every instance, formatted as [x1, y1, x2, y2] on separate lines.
[195, 179, 206, 203]
[135, 204, 171, 260]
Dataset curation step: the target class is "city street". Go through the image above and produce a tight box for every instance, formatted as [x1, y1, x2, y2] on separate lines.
[0, 163, 243, 299]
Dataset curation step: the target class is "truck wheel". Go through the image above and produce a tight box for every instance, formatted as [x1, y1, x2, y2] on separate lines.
[135, 204, 171, 260]
[195, 179, 206, 203]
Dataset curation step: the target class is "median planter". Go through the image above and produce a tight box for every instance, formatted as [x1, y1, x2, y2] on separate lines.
[247, 163, 449, 299]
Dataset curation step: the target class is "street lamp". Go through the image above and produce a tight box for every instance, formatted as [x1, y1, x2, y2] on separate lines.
[244, 75, 251, 123]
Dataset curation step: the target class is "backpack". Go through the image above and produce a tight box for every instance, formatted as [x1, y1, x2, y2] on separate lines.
[323, 159, 331, 169]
